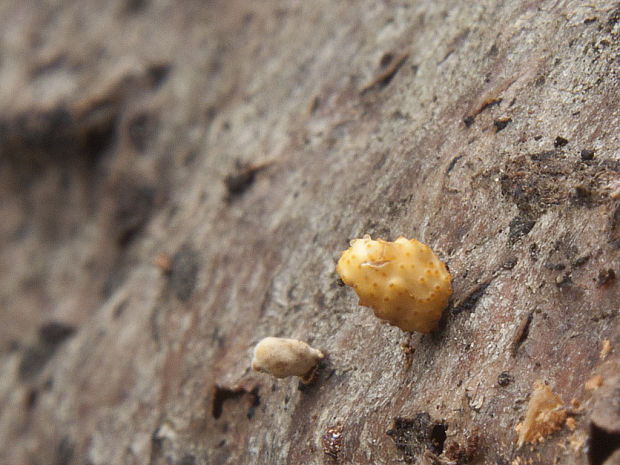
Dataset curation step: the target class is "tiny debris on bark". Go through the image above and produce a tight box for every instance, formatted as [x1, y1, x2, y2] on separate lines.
[322, 423, 344, 460]
[387, 414, 447, 463]
[493, 117, 512, 132]
[360, 52, 409, 94]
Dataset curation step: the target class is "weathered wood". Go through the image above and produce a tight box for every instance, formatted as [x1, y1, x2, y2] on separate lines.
[0, 1, 618, 464]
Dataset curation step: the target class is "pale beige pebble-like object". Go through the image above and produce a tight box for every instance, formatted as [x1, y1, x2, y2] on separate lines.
[336, 235, 452, 333]
[252, 337, 324, 383]
[516, 381, 566, 447]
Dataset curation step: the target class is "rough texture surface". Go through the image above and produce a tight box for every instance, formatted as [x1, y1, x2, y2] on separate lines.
[0, 1, 618, 464]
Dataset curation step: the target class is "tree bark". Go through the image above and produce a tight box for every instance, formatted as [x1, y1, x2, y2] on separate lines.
[0, 1, 618, 464]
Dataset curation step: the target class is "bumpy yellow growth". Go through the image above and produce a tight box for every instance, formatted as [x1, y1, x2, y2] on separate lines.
[336, 236, 452, 333]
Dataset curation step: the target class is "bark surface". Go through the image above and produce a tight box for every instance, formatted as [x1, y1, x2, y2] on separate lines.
[0, 1, 619, 464]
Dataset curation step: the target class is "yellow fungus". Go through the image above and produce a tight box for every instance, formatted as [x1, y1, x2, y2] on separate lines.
[336, 235, 452, 333]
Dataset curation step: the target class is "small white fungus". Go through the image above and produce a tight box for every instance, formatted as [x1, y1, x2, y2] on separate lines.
[251, 337, 324, 383]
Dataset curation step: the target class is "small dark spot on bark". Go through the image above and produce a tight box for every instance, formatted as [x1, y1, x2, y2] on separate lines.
[79, 101, 120, 163]
[387, 415, 428, 463]
[309, 95, 320, 114]
[584, 17, 597, 24]
[463, 115, 475, 128]
[18, 348, 47, 380]
[127, 111, 158, 153]
[385, 195, 413, 222]
[39, 321, 75, 345]
[391, 109, 408, 120]
[380, 52, 394, 67]
[147, 63, 171, 87]
[554, 136, 569, 148]
[373, 151, 389, 170]
[375, 53, 408, 87]
[55, 436, 75, 465]
[12, 105, 73, 152]
[124, 0, 149, 14]
[529, 243, 539, 261]
[387, 413, 446, 463]
[493, 118, 511, 132]
[224, 162, 265, 198]
[211, 385, 260, 420]
[573, 185, 593, 205]
[502, 257, 517, 270]
[183, 149, 199, 167]
[18, 322, 76, 380]
[429, 423, 447, 455]
[497, 371, 512, 386]
[246, 387, 260, 419]
[360, 53, 408, 94]
[535, 75, 546, 86]
[545, 262, 566, 271]
[170, 243, 199, 301]
[572, 255, 590, 267]
[25, 388, 38, 410]
[113, 181, 156, 246]
[508, 215, 536, 243]
[581, 149, 595, 161]
[113, 300, 128, 319]
[453, 282, 490, 314]
[314, 290, 325, 308]
[597, 268, 616, 286]
[447, 155, 462, 173]
[6, 340, 20, 353]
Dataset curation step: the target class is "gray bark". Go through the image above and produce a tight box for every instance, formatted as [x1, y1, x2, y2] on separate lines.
[0, 1, 618, 464]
